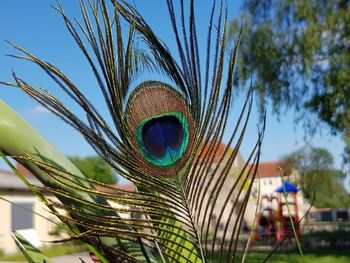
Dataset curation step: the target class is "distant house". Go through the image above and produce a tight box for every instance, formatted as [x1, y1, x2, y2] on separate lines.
[250, 162, 301, 197]
[0, 166, 57, 254]
[250, 162, 297, 197]
[309, 207, 350, 222]
[250, 162, 310, 223]
[194, 141, 258, 232]
[0, 164, 135, 255]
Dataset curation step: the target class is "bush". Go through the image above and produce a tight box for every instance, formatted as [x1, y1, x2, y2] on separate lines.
[302, 231, 350, 248]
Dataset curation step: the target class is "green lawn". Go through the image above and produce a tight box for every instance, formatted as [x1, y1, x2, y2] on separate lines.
[216, 248, 350, 263]
[1, 247, 349, 262]
[0, 245, 85, 261]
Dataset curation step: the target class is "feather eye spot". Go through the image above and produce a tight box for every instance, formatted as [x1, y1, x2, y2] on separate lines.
[125, 81, 195, 176]
[137, 113, 189, 167]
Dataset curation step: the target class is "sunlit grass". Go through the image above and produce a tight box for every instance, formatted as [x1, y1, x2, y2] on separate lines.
[2, 246, 349, 262]
[213, 248, 350, 263]
[151, 248, 350, 263]
[0, 244, 85, 261]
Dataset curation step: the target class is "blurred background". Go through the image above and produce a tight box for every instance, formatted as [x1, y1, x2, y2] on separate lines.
[0, 0, 349, 262]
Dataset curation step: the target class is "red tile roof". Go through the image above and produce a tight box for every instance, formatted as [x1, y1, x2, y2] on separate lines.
[116, 184, 136, 192]
[16, 163, 35, 178]
[196, 141, 234, 162]
[96, 183, 136, 193]
[256, 162, 282, 178]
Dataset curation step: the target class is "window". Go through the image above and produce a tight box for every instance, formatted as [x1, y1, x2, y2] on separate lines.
[320, 211, 332, 222]
[336, 211, 349, 221]
[12, 202, 34, 230]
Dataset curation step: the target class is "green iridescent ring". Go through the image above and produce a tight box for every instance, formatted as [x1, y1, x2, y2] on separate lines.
[136, 112, 190, 168]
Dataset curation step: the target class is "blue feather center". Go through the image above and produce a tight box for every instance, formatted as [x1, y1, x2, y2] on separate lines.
[136, 113, 189, 167]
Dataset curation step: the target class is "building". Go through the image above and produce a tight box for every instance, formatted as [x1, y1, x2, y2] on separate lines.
[250, 162, 310, 224]
[0, 164, 135, 255]
[194, 141, 257, 236]
[0, 167, 57, 254]
[309, 207, 350, 222]
[251, 162, 299, 198]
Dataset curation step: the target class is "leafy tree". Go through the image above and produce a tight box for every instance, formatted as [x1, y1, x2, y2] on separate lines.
[280, 146, 349, 208]
[69, 156, 117, 185]
[230, 0, 350, 163]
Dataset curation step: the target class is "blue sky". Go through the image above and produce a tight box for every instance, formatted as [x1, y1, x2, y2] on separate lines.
[0, 1, 347, 187]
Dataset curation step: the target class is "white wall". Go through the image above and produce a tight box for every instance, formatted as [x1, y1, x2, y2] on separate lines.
[0, 196, 12, 254]
[0, 195, 59, 255]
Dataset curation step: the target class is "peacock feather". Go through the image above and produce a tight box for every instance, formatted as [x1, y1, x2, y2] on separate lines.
[125, 81, 195, 175]
[0, 0, 264, 262]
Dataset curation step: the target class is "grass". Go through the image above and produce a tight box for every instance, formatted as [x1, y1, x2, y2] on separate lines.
[0, 244, 85, 262]
[151, 248, 350, 262]
[1, 246, 349, 262]
[217, 248, 350, 263]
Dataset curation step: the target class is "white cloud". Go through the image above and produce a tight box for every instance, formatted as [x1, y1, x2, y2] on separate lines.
[28, 105, 51, 115]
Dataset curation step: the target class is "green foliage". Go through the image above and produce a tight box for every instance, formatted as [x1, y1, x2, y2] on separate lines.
[280, 146, 349, 208]
[12, 231, 52, 263]
[158, 218, 203, 262]
[302, 230, 350, 249]
[230, 0, 350, 162]
[0, 245, 85, 262]
[69, 156, 117, 184]
[49, 220, 69, 237]
[213, 248, 350, 263]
